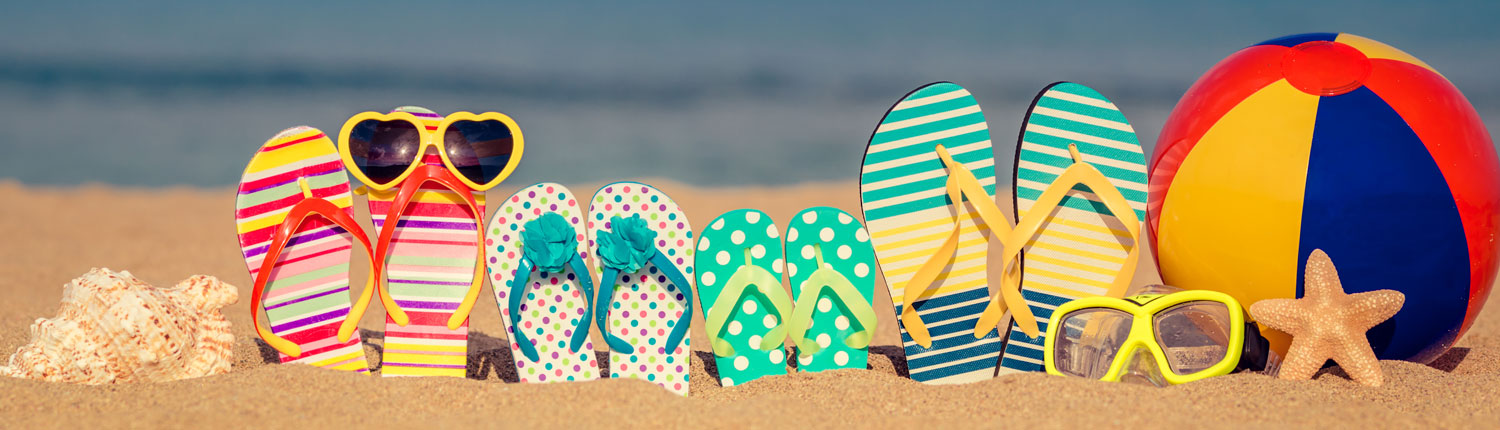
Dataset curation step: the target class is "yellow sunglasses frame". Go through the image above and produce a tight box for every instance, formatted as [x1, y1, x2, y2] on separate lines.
[1042, 289, 1246, 385]
[336, 111, 525, 191]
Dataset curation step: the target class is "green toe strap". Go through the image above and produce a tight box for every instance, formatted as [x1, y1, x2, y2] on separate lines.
[787, 245, 877, 357]
[704, 249, 795, 358]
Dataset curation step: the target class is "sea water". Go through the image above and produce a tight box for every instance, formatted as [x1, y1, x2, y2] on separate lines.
[0, 0, 1495, 187]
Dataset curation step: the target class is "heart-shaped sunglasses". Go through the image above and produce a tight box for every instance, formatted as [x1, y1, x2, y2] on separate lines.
[337, 110, 524, 191]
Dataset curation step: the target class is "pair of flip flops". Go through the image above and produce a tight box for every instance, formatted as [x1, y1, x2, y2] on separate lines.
[485, 182, 695, 395]
[695, 207, 879, 387]
[859, 82, 1148, 384]
[237, 109, 489, 378]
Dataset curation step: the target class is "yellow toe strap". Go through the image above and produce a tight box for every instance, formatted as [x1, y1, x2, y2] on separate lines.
[974, 144, 1142, 340]
[899, 144, 1015, 348]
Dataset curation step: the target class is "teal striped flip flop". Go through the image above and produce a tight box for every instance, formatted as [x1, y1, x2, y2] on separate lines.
[859, 82, 1007, 384]
[998, 82, 1149, 374]
[696, 209, 794, 387]
[783, 207, 878, 373]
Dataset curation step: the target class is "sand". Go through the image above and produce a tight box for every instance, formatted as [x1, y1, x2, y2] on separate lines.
[0, 179, 1496, 428]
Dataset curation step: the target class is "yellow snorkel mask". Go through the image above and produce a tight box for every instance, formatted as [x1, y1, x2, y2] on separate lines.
[1043, 285, 1278, 386]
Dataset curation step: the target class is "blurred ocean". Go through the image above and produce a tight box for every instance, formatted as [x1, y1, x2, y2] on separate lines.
[1, 0, 1496, 187]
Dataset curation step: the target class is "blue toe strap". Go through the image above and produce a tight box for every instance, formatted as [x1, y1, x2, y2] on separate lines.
[594, 214, 694, 355]
[509, 213, 594, 362]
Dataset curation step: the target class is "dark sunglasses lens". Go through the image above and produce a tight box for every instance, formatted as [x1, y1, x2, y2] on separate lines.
[443, 119, 516, 186]
[347, 119, 421, 185]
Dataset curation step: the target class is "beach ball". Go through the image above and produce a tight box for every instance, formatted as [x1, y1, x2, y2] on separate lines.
[1148, 33, 1498, 363]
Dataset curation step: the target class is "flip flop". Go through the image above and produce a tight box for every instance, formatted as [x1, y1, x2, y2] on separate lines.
[588, 182, 695, 395]
[859, 82, 1009, 384]
[235, 126, 394, 372]
[992, 82, 1148, 373]
[695, 209, 794, 387]
[783, 207, 878, 372]
[364, 107, 487, 378]
[485, 183, 601, 382]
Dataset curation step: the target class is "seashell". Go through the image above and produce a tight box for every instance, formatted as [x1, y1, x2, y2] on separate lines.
[0, 268, 237, 384]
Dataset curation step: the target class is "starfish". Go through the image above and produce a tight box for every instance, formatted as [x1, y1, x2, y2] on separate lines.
[1248, 249, 1405, 387]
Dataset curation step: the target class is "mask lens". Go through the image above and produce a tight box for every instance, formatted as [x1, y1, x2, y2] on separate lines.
[442, 119, 516, 187]
[1153, 301, 1234, 375]
[346, 119, 421, 186]
[1053, 308, 1134, 379]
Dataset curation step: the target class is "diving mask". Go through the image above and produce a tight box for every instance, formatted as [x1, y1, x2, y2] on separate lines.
[1043, 285, 1278, 386]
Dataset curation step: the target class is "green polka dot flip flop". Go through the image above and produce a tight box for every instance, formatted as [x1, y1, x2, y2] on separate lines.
[486, 182, 600, 383]
[783, 207, 878, 373]
[587, 182, 694, 395]
[696, 209, 795, 387]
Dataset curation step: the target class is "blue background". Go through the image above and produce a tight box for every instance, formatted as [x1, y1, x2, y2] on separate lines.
[1, 0, 1495, 187]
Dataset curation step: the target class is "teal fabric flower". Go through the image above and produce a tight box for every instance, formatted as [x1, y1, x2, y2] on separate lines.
[521, 212, 577, 273]
[597, 214, 658, 272]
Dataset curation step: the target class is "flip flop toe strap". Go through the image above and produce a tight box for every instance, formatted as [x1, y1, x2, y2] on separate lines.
[371, 164, 487, 329]
[594, 215, 696, 355]
[509, 213, 595, 362]
[899, 144, 1016, 348]
[787, 246, 877, 358]
[704, 250, 795, 358]
[974, 144, 1142, 340]
[252, 177, 384, 358]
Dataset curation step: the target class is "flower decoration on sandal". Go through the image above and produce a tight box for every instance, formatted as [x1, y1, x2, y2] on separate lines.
[594, 214, 694, 355]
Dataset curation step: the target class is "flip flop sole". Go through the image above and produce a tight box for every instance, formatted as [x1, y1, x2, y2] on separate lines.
[486, 183, 601, 382]
[368, 152, 485, 378]
[1001, 82, 1149, 373]
[587, 182, 694, 395]
[859, 82, 1005, 384]
[235, 127, 367, 371]
[785, 207, 877, 373]
[695, 209, 789, 387]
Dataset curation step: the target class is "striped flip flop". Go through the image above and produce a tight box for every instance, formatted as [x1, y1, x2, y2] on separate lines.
[784, 207, 878, 373]
[236, 126, 389, 372]
[696, 209, 793, 387]
[994, 82, 1148, 373]
[364, 107, 487, 378]
[485, 183, 601, 383]
[859, 82, 1009, 384]
[588, 182, 694, 395]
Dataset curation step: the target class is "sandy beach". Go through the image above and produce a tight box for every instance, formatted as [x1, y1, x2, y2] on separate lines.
[0, 179, 1495, 428]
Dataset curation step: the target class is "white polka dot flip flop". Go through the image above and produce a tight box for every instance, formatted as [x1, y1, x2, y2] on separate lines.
[486, 183, 601, 383]
[587, 182, 695, 395]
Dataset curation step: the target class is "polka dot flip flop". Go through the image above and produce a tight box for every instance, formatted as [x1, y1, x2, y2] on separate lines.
[783, 207, 878, 373]
[587, 182, 694, 395]
[486, 183, 601, 383]
[696, 209, 795, 387]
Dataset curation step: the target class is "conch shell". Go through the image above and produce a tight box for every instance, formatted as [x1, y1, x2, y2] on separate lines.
[0, 268, 237, 384]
